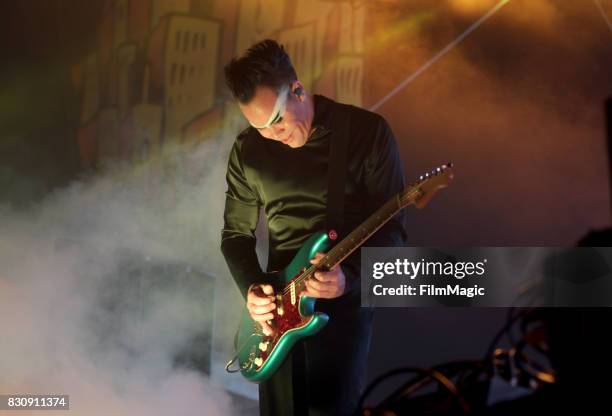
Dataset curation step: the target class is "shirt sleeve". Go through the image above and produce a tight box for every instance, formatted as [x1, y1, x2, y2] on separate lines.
[220, 139, 265, 299]
[341, 116, 408, 296]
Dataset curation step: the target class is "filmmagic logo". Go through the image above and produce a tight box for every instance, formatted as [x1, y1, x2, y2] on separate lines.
[371, 284, 486, 298]
[372, 258, 487, 280]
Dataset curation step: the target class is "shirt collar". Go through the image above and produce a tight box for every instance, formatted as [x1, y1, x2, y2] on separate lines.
[307, 95, 333, 142]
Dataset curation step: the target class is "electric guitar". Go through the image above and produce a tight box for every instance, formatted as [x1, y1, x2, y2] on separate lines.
[226, 163, 454, 382]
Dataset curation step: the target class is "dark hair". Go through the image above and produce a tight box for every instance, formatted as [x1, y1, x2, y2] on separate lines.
[224, 39, 297, 103]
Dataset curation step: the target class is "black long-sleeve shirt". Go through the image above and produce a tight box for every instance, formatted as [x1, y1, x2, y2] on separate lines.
[221, 94, 407, 300]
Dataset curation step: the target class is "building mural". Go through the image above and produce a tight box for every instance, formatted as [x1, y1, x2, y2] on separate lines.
[71, 0, 366, 170]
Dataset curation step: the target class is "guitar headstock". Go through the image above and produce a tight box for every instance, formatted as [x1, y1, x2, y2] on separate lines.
[400, 163, 454, 209]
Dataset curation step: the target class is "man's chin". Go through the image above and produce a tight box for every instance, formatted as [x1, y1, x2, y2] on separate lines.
[286, 135, 306, 148]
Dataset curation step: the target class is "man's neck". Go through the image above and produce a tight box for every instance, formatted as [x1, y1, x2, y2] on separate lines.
[305, 93, 316, 138]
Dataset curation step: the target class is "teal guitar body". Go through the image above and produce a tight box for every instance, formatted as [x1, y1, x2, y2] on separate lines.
[234, 231, 332, 383]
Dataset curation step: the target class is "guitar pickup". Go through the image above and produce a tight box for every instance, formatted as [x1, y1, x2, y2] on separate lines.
[290, 282, 296, 305]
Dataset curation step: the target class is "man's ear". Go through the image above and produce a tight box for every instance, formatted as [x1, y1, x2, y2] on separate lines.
[292, 81, 305, 100]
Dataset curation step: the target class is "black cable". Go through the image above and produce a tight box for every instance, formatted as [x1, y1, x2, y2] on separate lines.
[480, 307, 538, 405]
[514, 337, 556, 386]
[484, 307, 536, 367]
[360, 309, 554, 415]
[383, 361, 477, 405]
[357, 366, 471, 414]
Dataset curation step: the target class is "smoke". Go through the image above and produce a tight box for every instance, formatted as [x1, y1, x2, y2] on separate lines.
[0, 136, 243, 415]
[365, 0, 612, 245]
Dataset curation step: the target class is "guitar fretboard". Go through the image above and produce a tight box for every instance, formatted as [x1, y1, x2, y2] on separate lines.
[321, 185, 423, 270]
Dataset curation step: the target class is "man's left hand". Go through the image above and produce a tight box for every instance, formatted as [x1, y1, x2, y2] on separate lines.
[299, 252, 345, 299]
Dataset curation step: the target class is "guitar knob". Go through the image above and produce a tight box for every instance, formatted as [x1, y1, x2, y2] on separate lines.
[259, 342, 268, 352]
[254, 357, 263, 367]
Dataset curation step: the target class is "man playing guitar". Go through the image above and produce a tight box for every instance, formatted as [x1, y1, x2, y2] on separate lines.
[222, 39, 407, 415]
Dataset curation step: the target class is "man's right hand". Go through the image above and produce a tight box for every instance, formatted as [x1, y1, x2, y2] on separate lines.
[247, 283, 276, 336]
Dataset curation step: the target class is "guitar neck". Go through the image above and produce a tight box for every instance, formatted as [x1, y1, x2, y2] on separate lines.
[320, 189, 420, 270]
[295, 162, 452, 280]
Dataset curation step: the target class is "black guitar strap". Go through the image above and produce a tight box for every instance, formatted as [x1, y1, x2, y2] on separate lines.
[326, 108, 351, 240]
[293, 109, 352, 415]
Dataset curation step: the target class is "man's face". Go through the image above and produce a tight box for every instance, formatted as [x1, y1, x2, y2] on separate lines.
[238, 83, 312, 148]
